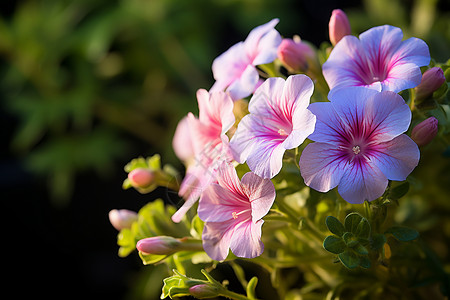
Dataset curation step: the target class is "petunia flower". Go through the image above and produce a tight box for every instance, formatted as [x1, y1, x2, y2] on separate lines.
[323, 25, 430, 93]
[299, 88, 420, 204]
[229, 74, 316, 179]
[210, 18, 282, 101]
[171, 89, 235, 223]
[198, 162, 275, 261]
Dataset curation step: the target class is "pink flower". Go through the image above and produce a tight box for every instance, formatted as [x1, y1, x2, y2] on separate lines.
[299, 88, 420, 204]
[229, 75, 316, 179]
[329, 9, 351, 46]
[277, 37, 316, 72]
[323, 25, 430, 93]
[198, 162, 275, 261]
[411, 116, 438, 147]
[172, 89, 235, 223]
[210, 19, 282, 101]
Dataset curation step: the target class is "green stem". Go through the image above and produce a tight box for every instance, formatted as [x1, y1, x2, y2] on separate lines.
[220, 289, 254, 300]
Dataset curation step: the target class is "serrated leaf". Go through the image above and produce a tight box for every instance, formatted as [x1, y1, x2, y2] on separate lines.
[325, 216, 345, 237]
[338, 250, 360, 269]
[385, 226, 419, 241]
[323, 235, 346, 254]
[344, 213, 364, 234]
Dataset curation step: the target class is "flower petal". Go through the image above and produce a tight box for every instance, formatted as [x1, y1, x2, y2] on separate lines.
[246, 141, 286, 179]
[338, 159, 388, 204]
[359, 25, 403, 66]
[282, 74, 314, 114]
[299, 142, 348, 192]
[307, 102, 350, 144]
[244, 18, 279, 62]
[363, 91, 412, 142]
[202, 221, 234, 261]
[230, 220, 264, 259]
[241, 172, 276, 220]
[369, 134, 420, 181]
[212, 42, 248, 84]
[229, 115, 257, 163]
[284, 109, 316, 149]
[172, 116, 194, 162]
[198, 184, 249, 223]
[382, 62, 423, 93]
[227, 64, 260, 100]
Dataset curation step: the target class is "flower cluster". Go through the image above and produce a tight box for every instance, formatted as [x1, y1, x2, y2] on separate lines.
[111, 8, 449, 300]
[167, 14, 436, 260]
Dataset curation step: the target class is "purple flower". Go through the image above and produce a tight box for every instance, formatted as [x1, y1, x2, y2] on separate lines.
[172, 89, 235, 223]
[198, 162, 275, 261]
[323, 25, 430, 93]
[210, 19, 282, 101]
[299, 88, 420, 204]
[230, 75, 316, 179]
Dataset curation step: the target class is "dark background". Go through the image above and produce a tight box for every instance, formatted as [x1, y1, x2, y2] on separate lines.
[1, 0, 449, 299]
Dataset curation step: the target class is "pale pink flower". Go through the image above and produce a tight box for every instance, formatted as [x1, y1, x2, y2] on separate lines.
[172, 89, 235, 223]
[230, 75, 316, 179]
[277, 37, 316, 72]
[198, 162, 275, 261]
[108, 209, 137, 231]
[210, 19, 282, 101]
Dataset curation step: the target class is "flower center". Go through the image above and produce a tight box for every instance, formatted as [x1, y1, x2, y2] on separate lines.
[352, 145, 361, 155]
[278, 128, 289, 136]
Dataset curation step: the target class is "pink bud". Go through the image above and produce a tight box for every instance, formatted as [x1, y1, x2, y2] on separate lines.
[277, 37, 315, 72]
[411, 117, 438, 147]
[128, 168, 154, 188]
[108, 209, 138, 231]
[189, 284, 219, 298]
[136, 236, 181, 255]
[329, 9, 351, 46]
[415, 67, 446, 103]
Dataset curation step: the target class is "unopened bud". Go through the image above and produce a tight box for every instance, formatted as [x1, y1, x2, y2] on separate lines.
[109, 209, 138, 231]
[277, 37, 315, 72]
[415, 67, 446, 103]
[411, 117, 438, 147]
[128, 168, 154, 188]
[189, 284, 220, 299]
[136, 236, 182, 255]
[329, 9, 351, 46]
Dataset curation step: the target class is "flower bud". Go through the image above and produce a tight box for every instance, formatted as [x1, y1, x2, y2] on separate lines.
[128, 168, 154, 188]
[109, 209, 138, 231]
[189, 284, 220, 299]
[411, 117, 438, 147]
[136, 236, 182, 255]
[329, 9, 351, 46]
[415, 67, 446, 103]
[277, 37, 315, 72]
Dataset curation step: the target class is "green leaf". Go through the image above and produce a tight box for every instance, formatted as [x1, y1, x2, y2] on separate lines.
[355, 217, 371, 239]
[139, 252, 168, 265]
[385, 226, 419, 241]
[344, 213, 364, 234]
[323, 235, 346, 254]
[343, 232, 359, 248]
[338, 250, 360, 269]
[359, 256, 372, 269]
[371, 234, 387, 250]
[325, 216, 346, 237]
[388, 181, 410, 200]
[353, 243, 369, 255]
